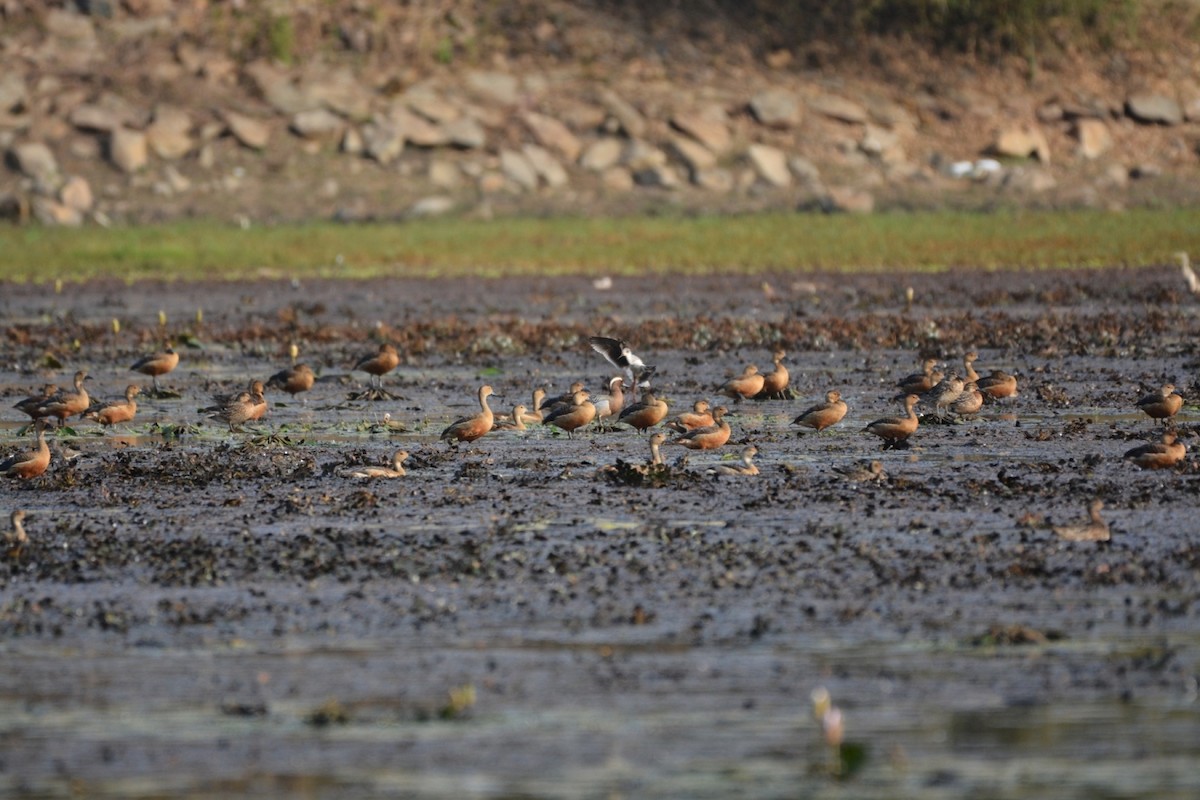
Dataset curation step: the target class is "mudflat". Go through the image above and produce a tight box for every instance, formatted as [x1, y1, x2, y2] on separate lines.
[1, 266, 1198, 798]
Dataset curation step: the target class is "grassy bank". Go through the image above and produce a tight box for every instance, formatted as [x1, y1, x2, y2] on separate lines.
[1, 209, 1196, 283]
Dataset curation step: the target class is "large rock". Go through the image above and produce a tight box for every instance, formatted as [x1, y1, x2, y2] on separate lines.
[601, 167, 634, 191]
[361, 120, 404, 163]
[694, 167, 734, 192]
[809, 93, 868, 124]
[428, 159, 461, 189]
[1125, 92, 1182, 125]
[44, 9, 96, 43]
[308, 69, 373, 119]
[70, 104, 120, 133]
[145, 105, 193, 159]
[290, 108, 344, 138]
[522, 144, 568, 188]
[443, 116, 486, 149]
[391, 108, 446, 147]
[500, 149, 539, 190]
[406, 88, 460, 124]
[1074, 119, 1112, 159]
[108, 127, 148, 172]
[466, 71, 520, 106]
[59, 175, 93, 212]
[632, 164, 681, 189]
[244, 61, 318, 115]
[749, 88, 801, 128]
[580, 138, 623, 172]
[747, 144, 791, 187]
[990, 124, 1050, 163]
[671, 108, 731, 153]
[821, 186, 874, 214]
[1005, 166, 1057, 193]
[0, 74, 25, 113]
[31, 196, 83, 227]
[9, 141, 59, 184]
[668, 137, 716, 175]
[622, 140, 667, 171]
[523, 112, 581, 162]
[598, 88, 645, 138]
[224, 111, 271, 150]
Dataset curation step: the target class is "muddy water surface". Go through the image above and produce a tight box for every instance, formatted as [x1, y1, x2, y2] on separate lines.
[1, 268, 1199, 798]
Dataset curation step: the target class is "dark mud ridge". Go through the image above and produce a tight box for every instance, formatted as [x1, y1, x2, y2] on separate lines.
[1, 267, 1198, 798]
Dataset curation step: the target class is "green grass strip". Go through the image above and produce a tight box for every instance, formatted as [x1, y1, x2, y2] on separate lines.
[1, 209, 1197, 283]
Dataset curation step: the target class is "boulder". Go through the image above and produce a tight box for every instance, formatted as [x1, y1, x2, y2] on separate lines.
[622, 140, 667, 171]
[694, 167, 734, 192]
[31, 196, 83, 227]
[668, 137, 716, 174]
[747, 144, 791, 187]
[522, 144, 569, 188]
[1125, 92, 1182, 125]
[69, 104, 121, 132]
[671, 108, 731, 153]
[523, 112, 581, 162]
[749, 88, 801, 128]
[361, 120, 404, 163]
[108, 127, 148, 172]
[408, 195, 456, 218]
[290, 108, 344, 139]
[224, 112, 271, 150]
[601, 167, 634, 191]
[990, 124, 1050, 163]
[466, 71, 520, 106]
[244, 61, 318, 115]
[0, 74, 25, 113]
[1074, 119, 1112, 159]
[809, 93, 868, 124]
[632, 164, 680, 189]
[146, 105, 193, 159]
[1005, 167, 1057, 193]
[391, 108, 446, 147]
[308, 69, 373, 119]
[580, 138, 623, 172]
[500, 149, 539, 191]
[59, 175, 93, 211]
[406, 89, 460, 124]
[598, 88, 645, 138]
[429, 160, 461, 189]
[443, 116, 487, 150]
[9, 141, 60, 184]
[821, 186, 875, 214]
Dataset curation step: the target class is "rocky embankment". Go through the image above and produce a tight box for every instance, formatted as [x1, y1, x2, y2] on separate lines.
[2, 2, 1200, 226]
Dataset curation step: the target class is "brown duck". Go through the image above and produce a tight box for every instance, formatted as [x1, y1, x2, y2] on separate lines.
[714, 444, 760, 475]
[670, 406, 731, 450]
[897, 358, 941, 395]
[266, 363, 315, 398]
[1053, 500, 1110, 542]
[720, 365, 765, 401]
[35, 370, 90, 421]
[1, 421, 51, 480]
[618, 392, 669, 432]
[493, 405, 528, 431]
[977, 369, 1018, 401]
[350, 450, 409, 479]
[14, 383, 58, 420]
[1136, 384, 1183, 424]
[755, 351, 790, 399]
[210, 392, 257, 432]
[667, 400, 714, 433]
[1123, 432, 1186, 470]
[131, 345, 179, 393]
[85, 384, 140, 428]
[4, 509, 28, 560]
[544, 390, 597, 438]
[792, 390, 848, 432]
[951, 382, 984, 417]
[354, 343, 400, 388]
[592, 377, 626, 425]
[864, 394, 920, 448]
[440, 385, 496, 444]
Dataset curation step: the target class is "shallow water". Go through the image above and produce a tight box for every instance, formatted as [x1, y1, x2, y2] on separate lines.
[1, 269, 1199, 797]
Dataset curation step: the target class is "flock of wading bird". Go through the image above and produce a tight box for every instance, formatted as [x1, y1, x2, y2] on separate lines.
[1, 330, 1192, 556]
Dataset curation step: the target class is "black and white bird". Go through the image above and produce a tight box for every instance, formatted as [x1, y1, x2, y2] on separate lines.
[589, 336, 655, 394]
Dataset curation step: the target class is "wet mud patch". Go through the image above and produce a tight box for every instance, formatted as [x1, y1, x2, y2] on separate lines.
[1, 266, 1199, 797]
